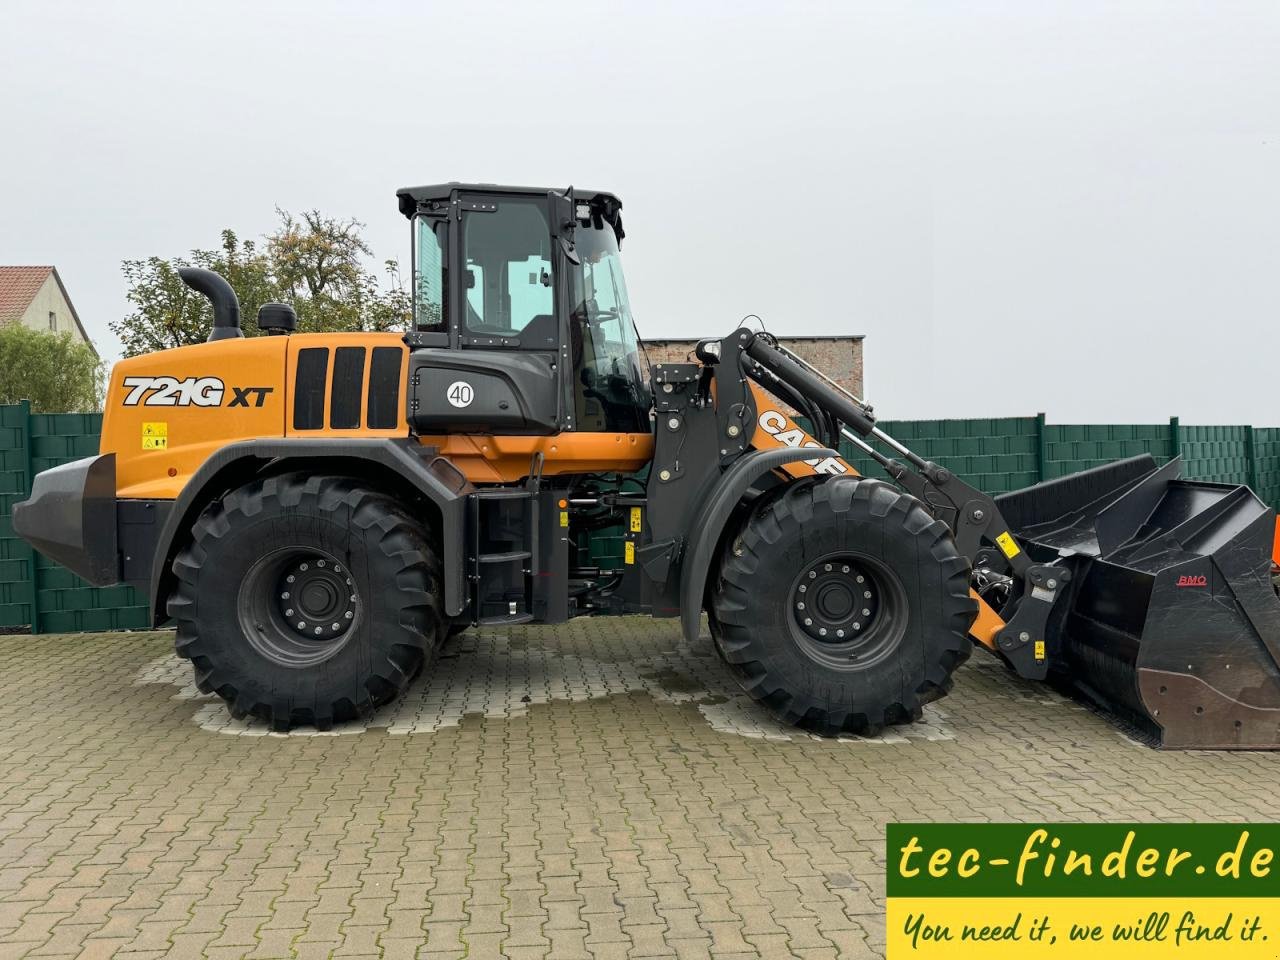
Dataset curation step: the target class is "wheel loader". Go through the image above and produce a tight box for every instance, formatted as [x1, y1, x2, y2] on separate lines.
[14, 183, 1280, 748]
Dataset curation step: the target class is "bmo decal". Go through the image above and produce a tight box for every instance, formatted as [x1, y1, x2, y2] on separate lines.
[758, 410, 848, 475]
[122, 376, 274, 408]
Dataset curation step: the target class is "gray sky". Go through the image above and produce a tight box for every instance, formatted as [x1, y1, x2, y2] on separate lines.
[2, 1, 1276, 423]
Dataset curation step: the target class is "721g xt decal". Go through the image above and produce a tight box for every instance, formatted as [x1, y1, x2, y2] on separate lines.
[121, 377, 273, 408]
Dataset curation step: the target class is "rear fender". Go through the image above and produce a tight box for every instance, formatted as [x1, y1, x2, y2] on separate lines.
[149, 439, 472, 625]
[678, 446, 839, 644]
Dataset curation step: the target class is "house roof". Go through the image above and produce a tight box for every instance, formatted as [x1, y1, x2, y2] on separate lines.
[0, 266, 53, 324]
[0, 266, 97, 356]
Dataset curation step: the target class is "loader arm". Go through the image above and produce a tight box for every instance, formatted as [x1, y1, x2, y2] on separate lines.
[726, 330, 1065, 678]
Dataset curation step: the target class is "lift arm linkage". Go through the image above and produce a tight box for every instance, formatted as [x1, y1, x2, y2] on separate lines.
[738, 331, 1067, 679]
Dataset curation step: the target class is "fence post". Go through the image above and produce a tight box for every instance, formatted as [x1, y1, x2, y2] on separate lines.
[1246, 426, 1259, 491]
[19, 400, 40, 635]
[1035, 412, 1048, 482]
[1169, 416, 1181, 463]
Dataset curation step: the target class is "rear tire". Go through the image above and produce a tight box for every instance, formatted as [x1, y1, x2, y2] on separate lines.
[710, 477, 976, 736]
[168, 474, 442, 731]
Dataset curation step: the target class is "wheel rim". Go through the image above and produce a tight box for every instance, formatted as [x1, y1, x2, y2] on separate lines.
[788, 553, 907, 669]
[237, 547, 360, 668]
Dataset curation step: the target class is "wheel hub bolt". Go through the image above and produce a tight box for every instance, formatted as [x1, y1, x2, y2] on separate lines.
[819, 628, 827, 636]
[864, 590, 872, 599]
[853, 621, 862, 630]
[804, 618, 813, 626]
[281, 592, 289, 599]
[796, 602, 805, 610]
[344, 611, 353, 619]
[836, 629, 845, 638]
[824, 563, 832, 572]
[798, 585, 807, 593]
[332, 622, 340, 630]
[863, 608, 870, 616]
[287, 575, 295, 584]
[809, 571, 816, 580]
[285, 608, 294, 617]
[300, 563, 308, 571]
[297, 621, 306, 629]
[856, 575, 865, 583]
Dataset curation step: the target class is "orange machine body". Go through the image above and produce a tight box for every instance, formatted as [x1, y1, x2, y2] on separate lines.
[100, 333, 653, 498]
[747, 382, 859, 480]
[100, 334, 1004, 645]
[102, 336, 291, 500]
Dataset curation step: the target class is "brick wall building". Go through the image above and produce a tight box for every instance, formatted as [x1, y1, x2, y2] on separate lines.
[643, 335, 865, 405]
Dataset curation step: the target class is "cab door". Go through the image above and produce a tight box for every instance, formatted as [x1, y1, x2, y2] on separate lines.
[408, 191, 564, 435]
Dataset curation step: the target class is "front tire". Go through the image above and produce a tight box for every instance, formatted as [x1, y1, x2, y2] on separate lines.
[168, 474, 442, 730]
[711, 477, 976, 736]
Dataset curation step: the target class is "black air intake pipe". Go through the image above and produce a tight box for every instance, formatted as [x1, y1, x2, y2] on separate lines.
[178, 267, 242, 341]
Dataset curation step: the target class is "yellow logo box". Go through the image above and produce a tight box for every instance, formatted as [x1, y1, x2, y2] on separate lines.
[887, 824, 1280, 958]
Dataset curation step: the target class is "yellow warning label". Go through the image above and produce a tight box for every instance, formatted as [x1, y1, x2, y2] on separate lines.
[141, 422, 167, 450]
[1034, 640, 1046, 661]
[995, 531, 1021, 559]
[629, 506, 642, 533]
[625, 541, 635, 564]
[559, 511, 569, 528]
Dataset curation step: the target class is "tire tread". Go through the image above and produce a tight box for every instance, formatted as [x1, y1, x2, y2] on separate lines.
[168, 474, 442, 730]
[711, 477, 975, 735]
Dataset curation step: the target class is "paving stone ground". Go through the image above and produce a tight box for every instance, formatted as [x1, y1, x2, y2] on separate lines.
[1, 618, 1278, 959]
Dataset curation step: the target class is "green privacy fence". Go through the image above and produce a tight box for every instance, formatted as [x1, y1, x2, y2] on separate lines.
[2, 403, 1279, 634]
[0, 402, 149, 634]
[835, 415, 1280, 509]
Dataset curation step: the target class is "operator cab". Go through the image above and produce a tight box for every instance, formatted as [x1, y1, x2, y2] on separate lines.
[397, 183, 651, 436]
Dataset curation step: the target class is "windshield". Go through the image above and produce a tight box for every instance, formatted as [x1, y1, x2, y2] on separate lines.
[570, 223, 651, 433]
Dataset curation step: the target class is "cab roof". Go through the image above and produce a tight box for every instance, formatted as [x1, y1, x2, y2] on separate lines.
[396, 183, 622, 219]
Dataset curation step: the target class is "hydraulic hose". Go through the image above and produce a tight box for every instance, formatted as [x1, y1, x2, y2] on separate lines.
[744, 354, 834, 446]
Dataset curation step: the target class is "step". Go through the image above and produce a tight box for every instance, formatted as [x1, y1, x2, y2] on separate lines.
[477, 612, 535, 626]
[477, 550, 532, 565]
[472, 489, 533, 501]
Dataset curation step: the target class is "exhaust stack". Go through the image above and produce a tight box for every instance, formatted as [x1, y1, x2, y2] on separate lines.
[178, 268, 242, 342]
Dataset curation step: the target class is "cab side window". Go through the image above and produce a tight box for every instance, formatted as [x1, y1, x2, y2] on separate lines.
[413, 217, 447, 332]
